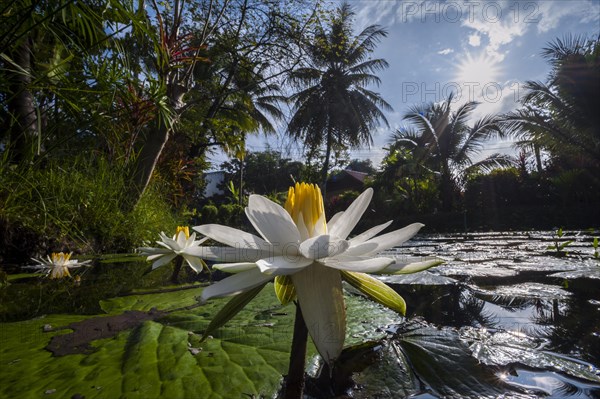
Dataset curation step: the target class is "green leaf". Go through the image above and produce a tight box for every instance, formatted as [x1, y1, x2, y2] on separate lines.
[201, 283, 266, 341]
[0, 284, 409, 398]
[559, 240, 574, 250]
[274, 275, 296, 305]
[393, 320, 535, 396]
[557, 227, 563, 237]
[342, 271, 406, 315]
[0, 286, 294, 399]
[99, 285, 201, 314]
[593, 237, 598, 250]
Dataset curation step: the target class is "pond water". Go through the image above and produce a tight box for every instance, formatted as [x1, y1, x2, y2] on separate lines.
[369, 230, 600, 399]
[0, 230, 599, 398]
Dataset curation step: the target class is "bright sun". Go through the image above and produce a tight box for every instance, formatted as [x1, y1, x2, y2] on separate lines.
[455, 53, 501, 89]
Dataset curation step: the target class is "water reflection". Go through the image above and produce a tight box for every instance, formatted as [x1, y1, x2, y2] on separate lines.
[380, 231, 600, 397]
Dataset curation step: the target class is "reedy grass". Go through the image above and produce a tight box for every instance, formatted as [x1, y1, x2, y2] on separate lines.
[0, 154, 180, 260]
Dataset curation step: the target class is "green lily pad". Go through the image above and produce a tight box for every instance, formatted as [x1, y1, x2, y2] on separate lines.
[0, 282, 411, 399]
[99, 285, 203, 314]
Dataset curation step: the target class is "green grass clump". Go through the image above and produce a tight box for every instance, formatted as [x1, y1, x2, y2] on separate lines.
[0, 155, 181, 262]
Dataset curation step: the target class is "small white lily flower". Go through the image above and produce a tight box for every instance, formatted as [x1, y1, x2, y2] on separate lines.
[193, 183, 440, 365]
[31, 252, 91, 279]
[138, 226, 209, 273]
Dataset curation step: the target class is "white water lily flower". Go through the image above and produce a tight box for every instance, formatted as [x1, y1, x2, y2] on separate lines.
[193, 183, 441, 365]
[31, 252, 91, 279]
[138, 226, 209, 272]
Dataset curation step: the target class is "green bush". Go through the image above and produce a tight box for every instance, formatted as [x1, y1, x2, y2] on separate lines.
[200, 204, 219, 224]
[218, 204, 234, 225]
[0, 156, 180, 262]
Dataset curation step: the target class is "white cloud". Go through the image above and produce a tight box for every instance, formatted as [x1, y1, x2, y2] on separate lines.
[354, 0, 400, 30]
[438, 48, 454, 55]
[535, 0, 600, 33]
[468, 33, 481, 47]
[461, 3, 528, 62]
[467, 79, 523, 121]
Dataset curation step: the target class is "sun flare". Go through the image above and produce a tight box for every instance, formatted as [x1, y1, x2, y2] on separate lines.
[455, 53, 501, 88]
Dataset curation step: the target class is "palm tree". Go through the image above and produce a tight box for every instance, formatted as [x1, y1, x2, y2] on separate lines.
[502, 34, 600, 169]
[401, 93, 512, 211]
[1, 0, 110, 164]
[287, 2, 392, 193]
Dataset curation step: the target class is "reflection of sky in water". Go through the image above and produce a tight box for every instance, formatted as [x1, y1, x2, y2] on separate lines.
[386, 231, 600, 397]
[481, 301, 542, 333]
[502, 369, 600, 398]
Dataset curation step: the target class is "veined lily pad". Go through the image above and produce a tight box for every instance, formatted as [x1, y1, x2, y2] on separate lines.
[0, 282, 409, 399]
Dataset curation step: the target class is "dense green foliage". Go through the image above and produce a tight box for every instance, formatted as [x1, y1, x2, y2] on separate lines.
[1, 0, 598, 262]
[0, 0, 320, 262]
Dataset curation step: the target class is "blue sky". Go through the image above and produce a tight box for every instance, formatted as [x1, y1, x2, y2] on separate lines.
[209, 0, 600, 170]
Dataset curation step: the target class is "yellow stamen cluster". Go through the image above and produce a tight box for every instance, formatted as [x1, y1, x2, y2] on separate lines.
[284, 183, 326, 235]
[48, 252, 72, 279]
[176, 226, 190, 239]
[51, 252, 71, 265]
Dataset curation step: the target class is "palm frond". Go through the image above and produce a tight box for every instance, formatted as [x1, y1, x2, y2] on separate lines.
[465, 154, 517, 174]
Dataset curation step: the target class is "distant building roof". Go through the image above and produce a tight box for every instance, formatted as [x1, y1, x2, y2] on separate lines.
[343, 169, 368, 182]
[326, 169, 370, 198]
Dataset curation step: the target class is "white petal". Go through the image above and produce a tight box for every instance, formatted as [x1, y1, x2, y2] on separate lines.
[185, 246, 272, 263]
[68, 260, 90, 267]
[182, 255, 205, 273]
[156, 240, 175, 250]
[326, 211, 344, 230]
[183, 232, 200, 248]
[291, 264, 345, 365]
[176, 231, 186, 247]
[245, 195, 300, 246]
[342, 242, 379, 257]
[213, 262, 257, 273]
[361, 223, 425, 255]
[296, 211, 309, 241]
[152, 253, 177, 269]
[148, 254, 167, 263]
[313, 211, 327, 236]
[378, 257, 444, 275]
[138, 247, 170, 255]
[256, 256, 312, 275]
[159, 233, 180, 250]
[320, 257, 394, 273]
[327, 188, 373, 240]
[200, 268, 272, 302]
[299, 235, 349, 260]
[349, 220, 393, 245]
[194, 224, 271, 250]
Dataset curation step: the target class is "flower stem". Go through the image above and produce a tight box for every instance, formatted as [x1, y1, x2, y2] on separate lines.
[171, 256, 183, 284]
[284, 302, 308, 399]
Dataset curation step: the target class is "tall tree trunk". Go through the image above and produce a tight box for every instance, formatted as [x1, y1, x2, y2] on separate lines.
[126, 118, 171, 209]
[534, 143, 543, 174]
[7, 38, 37, 164]
[320, 126, 333, 198]
[440, 163, 454, 212]
[125, 83, 185, 210]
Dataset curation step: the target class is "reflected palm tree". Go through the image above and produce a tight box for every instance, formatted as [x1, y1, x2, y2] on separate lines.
[399, 284, 497, 328]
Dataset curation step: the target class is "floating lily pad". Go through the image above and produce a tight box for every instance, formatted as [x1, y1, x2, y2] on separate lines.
[377, 271, 458, 286]
[1, 282, 412, 399]
[462, 327, 600, 384]
[348, 319, 600, 398]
